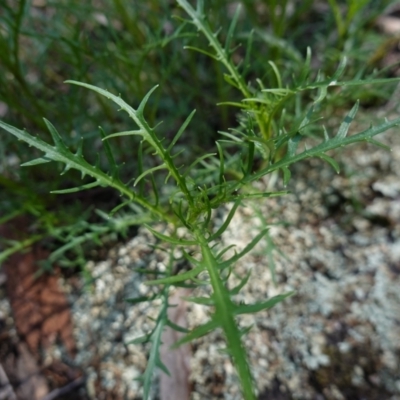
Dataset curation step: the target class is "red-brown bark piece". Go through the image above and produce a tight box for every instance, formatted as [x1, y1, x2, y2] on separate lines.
[160, 289, 191, 400]
[1, 221, 76, 357]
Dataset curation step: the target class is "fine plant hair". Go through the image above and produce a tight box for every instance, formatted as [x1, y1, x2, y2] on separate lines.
[1, 1, 399, 399]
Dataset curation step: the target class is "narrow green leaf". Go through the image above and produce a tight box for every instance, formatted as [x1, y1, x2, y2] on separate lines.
[216, 141, 225, 186]
[366, 138, 391, 151]
[323, 126, 330, 142]
[171, 319, 219, 349]
[268, 61, 282, 88]
[147, 174, 158, 209]
[183, 45, 218, 60]
[183, 152, 217, 177]
[234, 190, 288, 200]
[315, 84, 328, 104]
[145, 265, 204, 285]
[219, 229, 268, 270]
[20, 157, 51, 166]
[298, 46, 312, 85]
[243, 29, 253, 73]
[99, 126, 117, 173]
[76, 137, 84, 158]
[43, 118, 68, 151]
[126, 334, 151, 345]
[218, 130, 243, 142]
[182, 249, 202, 268]
[102, 129, 145, 140]
[182, 296, 214, 306]
[65, 80, 138, 122]
[51, 180, 99, 194]
[208, 199, 241, 242]
[166, 319, 189, 333]
[282, 166, 291, 186]
[223, 74, 241, 90]
[156, 359, 170, 376]
[126, 294, 158, 305]
[109, 201, 131, 216]
[336, 101, 359, 140]
[137, 85, 159, 117]
[242, 97, 273, 106]
[134, 164, 166, 186]
[318, 154, 340, 173]
[217, 101, 249, 109]
[239, 324, 254, 338]
[167, 110, 196, 152]
[225, 4, 240, 53]
[229, 270, 251, 295]
[233, 292, 295, 315]
[331, 56, 347, 82]
[298, 106, 315, 132]
[145, 225, 197, 246]
[254, 29, 303, 63]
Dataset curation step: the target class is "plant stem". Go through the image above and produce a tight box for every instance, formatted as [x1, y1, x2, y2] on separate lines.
[194, 226, 256, 400]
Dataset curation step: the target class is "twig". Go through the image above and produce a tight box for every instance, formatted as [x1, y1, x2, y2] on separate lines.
[0, 363, 17, 400]
[40, 377, 85, 400]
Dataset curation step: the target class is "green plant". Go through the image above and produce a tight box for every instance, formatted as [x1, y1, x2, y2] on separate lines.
[1, 1, 399, 398]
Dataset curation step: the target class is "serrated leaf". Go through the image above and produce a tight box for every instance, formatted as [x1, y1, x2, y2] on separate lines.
[244, 114, 400, 186]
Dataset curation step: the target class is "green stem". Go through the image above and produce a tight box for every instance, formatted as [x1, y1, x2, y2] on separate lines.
[176, 0, 269, 140]
[194, 226, 256, 400]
